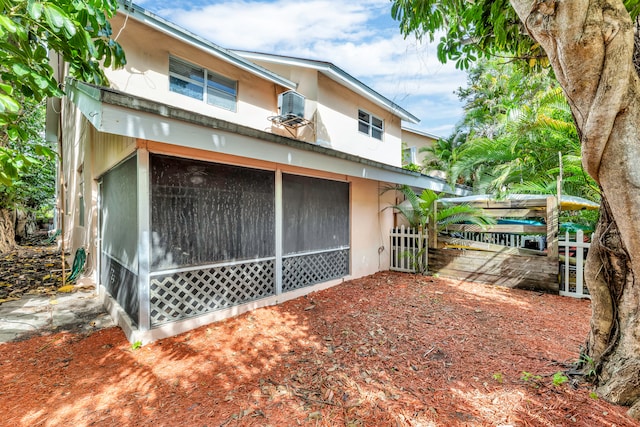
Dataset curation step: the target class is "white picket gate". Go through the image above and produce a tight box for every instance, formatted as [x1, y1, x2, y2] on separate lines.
[389, 225, 427, 273]
[559, 230, 592, 298]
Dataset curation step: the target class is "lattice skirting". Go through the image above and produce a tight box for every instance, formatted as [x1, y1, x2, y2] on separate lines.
[282, 249, 349, 292]
[149, 259, 275, 327]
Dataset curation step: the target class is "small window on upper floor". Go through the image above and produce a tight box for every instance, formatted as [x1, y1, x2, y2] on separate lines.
[169, 56, 237, 111]
[403, 146, 417, 165]
[358, 110, 383, 140]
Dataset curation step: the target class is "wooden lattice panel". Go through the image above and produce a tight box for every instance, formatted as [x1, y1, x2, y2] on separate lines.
[149, 260, 275, 327]
[282, 249, 349, 292]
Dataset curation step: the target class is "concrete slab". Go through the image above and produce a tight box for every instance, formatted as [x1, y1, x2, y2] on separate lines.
[0, 290, 114, 343]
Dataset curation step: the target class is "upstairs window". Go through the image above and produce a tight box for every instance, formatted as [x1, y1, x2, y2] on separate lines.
[169, 56, 237, 111]
[358, 110, 383, 140]
[403, 146, 417, 165]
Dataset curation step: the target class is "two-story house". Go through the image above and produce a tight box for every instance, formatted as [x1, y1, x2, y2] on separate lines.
[46, 2, 466, 343]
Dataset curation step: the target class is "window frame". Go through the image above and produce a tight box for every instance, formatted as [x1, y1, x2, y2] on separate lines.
[169, 56, 238, 112]
[358, 109, 384, 141]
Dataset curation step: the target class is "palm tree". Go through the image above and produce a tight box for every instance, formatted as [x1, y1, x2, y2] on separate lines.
[387, 185, 495, 273]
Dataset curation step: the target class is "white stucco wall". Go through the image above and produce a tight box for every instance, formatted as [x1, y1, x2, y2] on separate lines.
[350, 177, 395, 276]
[317, 74, 403, 167]
[402, 128, 437, 166]
[106, 14, 284, 133]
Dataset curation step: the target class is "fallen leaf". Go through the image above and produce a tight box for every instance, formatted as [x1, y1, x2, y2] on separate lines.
[308, 411, 322, 420]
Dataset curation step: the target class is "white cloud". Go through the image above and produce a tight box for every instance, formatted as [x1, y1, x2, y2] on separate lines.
[140, 0, 468, 135]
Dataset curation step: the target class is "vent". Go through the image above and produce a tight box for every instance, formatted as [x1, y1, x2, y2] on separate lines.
[278, 90, 305, 119]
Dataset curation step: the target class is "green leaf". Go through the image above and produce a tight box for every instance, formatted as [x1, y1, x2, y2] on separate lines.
[12, 63, 31, 77]
[7, 127, 19, 141]
[33, 144, 56, 159]
[62, 15, 77, 39]
[31, 72, 51, 90]
[0, 83, 13, 96]
[0, 15, 18, 34]
[43, 3, 69, 32]
[0, 93, 21, 114]
[27, 1, 44, 20]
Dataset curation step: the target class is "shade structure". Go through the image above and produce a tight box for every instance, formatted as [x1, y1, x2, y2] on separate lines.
[437, 194, 599, 211]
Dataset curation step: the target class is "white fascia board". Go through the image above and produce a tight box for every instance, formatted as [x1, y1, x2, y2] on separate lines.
[402, 126, 442, 140]
[97, 102, 453, 190]
[117, 3, 296, 91]
[236, 51, 420, 124]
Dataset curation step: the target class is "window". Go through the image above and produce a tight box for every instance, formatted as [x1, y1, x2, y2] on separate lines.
[169, 56, 237, 111]
[358, 110, 383, 140]
[403, 146, 417, 165]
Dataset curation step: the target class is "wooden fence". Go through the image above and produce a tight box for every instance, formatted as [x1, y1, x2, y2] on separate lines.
[389, 216, 593, 298]
[427, 196, 559, 292]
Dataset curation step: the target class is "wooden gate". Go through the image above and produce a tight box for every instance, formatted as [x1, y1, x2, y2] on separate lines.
[390, 225, 427, 273]
[559, 230, 591, 298]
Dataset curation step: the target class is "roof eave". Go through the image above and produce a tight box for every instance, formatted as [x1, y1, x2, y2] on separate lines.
[235, 51, 420, 124]
[68, 79, 464, 195]
[117, 2, 297, 91]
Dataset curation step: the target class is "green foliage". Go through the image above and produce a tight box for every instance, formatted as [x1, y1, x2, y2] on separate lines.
[391, 0, 640, 70]
[402, 163, 422, 173]
[435, 58, 599, 205]
[419, 131, 466, 188]
[0, 0, 125, 212]
[131, 340, 142, 350]
[552, 372, 569, 386]
[578, 353, 597, 380]
[0, 0, 125, 172]
[492, 372, 503, 384]
[520, 371, 542, 388]
[0, 99, 55, 211]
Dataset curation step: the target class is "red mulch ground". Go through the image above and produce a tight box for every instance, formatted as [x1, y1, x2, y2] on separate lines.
[1, 271, 639, 426]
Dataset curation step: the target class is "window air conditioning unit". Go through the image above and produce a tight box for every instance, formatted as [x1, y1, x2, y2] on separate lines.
[278, 90, 305, 119]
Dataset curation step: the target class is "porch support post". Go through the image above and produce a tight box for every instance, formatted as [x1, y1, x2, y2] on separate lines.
[137, 149, 151, 331]
[546, 196, 559, 261]
[275, 169, 283, 295]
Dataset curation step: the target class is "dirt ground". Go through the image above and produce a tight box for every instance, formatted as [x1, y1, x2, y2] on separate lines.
[1, 265, 639, 426]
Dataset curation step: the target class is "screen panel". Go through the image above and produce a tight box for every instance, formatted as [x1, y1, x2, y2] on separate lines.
[282, 174, 349, 255]
[150, 155, 275, 270]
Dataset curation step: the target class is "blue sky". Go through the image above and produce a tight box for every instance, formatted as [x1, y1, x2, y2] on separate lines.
[135, 0, 468, 137]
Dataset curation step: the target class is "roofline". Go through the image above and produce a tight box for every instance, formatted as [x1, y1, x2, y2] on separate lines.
[116, 2, 297, 91]
[234, 50, 420, 124]
[67, 79, 467, 195]
[402, 126, 441, 141]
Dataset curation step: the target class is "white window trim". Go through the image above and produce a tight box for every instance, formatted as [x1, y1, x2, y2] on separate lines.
[403, 146, 417, 165]
[169, 56, 238, 112]
[358, 109, 384, 141]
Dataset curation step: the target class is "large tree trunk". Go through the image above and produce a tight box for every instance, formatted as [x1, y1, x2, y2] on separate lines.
[510, 0, 640, 417]
[0, 208, 16, 253]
